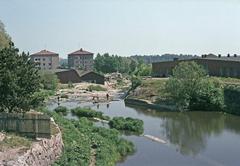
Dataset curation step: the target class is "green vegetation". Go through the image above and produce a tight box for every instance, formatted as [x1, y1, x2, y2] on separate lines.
[67, 81, 74, 88]
[71, 107, 110, 120]
[88, 85, 107, 91]
[165, 61, 224, 111]
[94, 53, 136, 74]
[54, 106, 69, 115]
[0, 133, 31, 151]
[223, 85, 240, 115]
[0, 20, 11, 50]
[109, 117, 144, 135]
[40, 109, 134, 166]
[39, 71, 59, 91]
[0, 43, 41, 113]
[130, 76, 142, 90]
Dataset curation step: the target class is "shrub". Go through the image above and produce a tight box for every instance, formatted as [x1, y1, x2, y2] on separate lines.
[224, 85, 240, 115]
[165, 61, 224, 111]
[109, 117, 144, 135]
[68, 81, 74, 88]
[88, 85, 107, 92]
[71, 107, 110, 120]
[54, 106, 69, 115]
[39, 71, 59, 91]
[130, 76, 142, 90]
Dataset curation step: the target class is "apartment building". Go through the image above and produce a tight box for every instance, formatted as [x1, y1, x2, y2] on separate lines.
[68, 48, 94, 71]
[31, 50, 59, 70]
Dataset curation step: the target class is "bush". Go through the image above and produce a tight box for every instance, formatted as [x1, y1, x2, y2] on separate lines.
[68, 81, 74, 88]
[165, 61, 224, 111]
[88, 85, 107, 92]
[131, 76, 142, 90]
[54, 106, 69, 115]
[224, 85, 240, 115]
[109, 117, 144, 135]
[71, 107, 110, 120]
[39, 71, 59, 91]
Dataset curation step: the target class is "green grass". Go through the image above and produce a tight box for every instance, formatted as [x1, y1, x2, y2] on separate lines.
[88, 85, 107, 91]
[0, 134, 32, 151]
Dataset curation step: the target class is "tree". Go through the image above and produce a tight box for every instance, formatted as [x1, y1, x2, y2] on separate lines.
[0, 20, 11, 49]
[165, 61, 224, 111]
[0, 43, 41, 112]
[39, 71, 59, 91]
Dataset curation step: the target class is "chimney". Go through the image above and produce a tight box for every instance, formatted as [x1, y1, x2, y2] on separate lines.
[227, 54, 230, 57]
[218, 54, 221, 58]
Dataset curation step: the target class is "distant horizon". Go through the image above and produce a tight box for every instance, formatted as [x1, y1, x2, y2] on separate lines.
[1, 0, 240, 58]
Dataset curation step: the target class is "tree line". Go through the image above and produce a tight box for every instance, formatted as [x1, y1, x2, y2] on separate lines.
[94, 53, 151, 76]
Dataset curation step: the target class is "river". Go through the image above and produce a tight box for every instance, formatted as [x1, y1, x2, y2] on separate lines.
[47, 100, 240, 166]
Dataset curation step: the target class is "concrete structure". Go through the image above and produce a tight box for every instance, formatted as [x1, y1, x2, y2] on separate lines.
[152, 55, 240, 78]
[55, 69, 105, 84]
[68, 48, 94, 70]
[31, 50, 59, 70]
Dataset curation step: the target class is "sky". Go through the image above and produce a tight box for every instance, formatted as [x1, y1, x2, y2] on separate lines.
[0, 0, 240, 58]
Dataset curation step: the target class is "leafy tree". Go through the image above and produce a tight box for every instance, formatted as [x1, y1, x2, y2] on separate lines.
[165, 61, 224, 111]
[0, 43, 41, 112]
[39, 71, 59, 90]
[0, 20, 11, 49]
[94, 53, 136, 74]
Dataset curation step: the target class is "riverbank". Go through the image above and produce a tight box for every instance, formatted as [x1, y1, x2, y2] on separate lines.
[40, 108, 135, 166]
[126, 77, 240, 115]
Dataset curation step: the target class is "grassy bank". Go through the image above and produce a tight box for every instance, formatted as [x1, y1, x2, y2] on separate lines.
[40, 109, 134, 166]
[128, 77, 240, 115]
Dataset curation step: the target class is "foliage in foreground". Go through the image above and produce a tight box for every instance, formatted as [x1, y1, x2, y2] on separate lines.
[0, 43, 41, 113]
[40, 109, 134, 166]
[165, 61, 224, 111]
[71, 107, 110, 120]
[109, 117, 144, 135]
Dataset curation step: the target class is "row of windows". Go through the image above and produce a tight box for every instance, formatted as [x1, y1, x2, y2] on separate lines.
[36, 63, 52, 66]
[34, 57, 52, 61]
[74, 56, 92, 60]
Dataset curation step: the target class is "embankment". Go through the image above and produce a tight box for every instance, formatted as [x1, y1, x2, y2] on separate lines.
[0, 119, 63, 166]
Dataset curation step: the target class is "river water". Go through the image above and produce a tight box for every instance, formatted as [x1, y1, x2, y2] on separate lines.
[47, 100, 240, 166]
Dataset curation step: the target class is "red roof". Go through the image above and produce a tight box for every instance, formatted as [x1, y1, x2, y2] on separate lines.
[31, 50, 58, 56]
[68, 48, 93, 56]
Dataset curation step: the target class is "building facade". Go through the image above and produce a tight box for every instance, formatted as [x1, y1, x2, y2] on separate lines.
[68, 48, 94, 70]
[31, 50, 59, 70]
[152, 56, 240, 78]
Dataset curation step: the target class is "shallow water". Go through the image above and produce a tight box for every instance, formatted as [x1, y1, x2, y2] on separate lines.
[47, 100, 240, 166]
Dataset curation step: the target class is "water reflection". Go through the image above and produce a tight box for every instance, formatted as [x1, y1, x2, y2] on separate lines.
[126, 103, 240, 156]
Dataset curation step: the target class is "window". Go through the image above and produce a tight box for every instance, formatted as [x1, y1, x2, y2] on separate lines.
[43, 58, 45, 61]
[49, 63, 52, 66]
[43, 63, 45, 66]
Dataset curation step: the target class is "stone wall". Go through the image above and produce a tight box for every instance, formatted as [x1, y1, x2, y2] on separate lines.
[0, 119, 64, 166]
